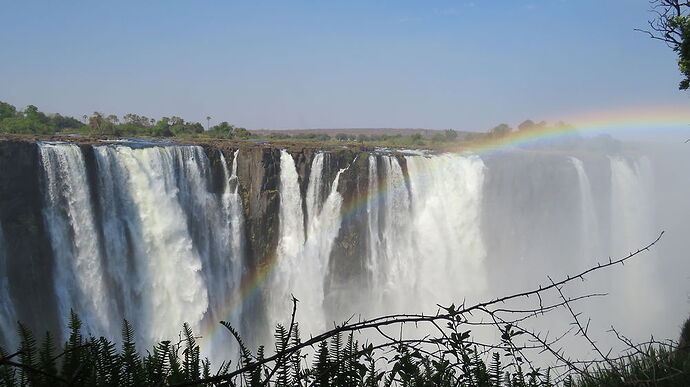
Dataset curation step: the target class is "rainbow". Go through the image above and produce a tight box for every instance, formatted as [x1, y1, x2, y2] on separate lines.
[200, 104, 690, 344]
[452, 105, 690, 154]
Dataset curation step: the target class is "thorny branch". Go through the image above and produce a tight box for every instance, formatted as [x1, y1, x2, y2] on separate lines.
[168, 231, 665, 386]
[635, 0, 690, 49]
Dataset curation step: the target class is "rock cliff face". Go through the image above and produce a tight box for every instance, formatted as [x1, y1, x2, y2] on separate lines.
[225, 146, 376, 277]
[0, 138, 374, 343]
[235, 147, 282, 269]
[0, 140, 374, 264]
[1, 136, 686, 362]
[0, 141, 59, 335]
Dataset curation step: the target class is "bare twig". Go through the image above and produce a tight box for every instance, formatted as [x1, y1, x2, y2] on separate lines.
[169, 232, 664, 386]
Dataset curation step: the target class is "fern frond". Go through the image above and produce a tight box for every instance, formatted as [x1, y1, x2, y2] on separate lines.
[17, 322, 38, 386]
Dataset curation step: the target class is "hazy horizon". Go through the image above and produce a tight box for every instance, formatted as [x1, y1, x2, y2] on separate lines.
[2, 0, 689, 136]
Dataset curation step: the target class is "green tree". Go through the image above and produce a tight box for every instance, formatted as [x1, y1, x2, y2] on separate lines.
[518, 120, 536, 131]
[191, 122, 204, 134]
[0, 101, 17, 120]
[123, 113, 153, 127]
[489, 123, 512, 138]
[87, 112, 109, 133]
[0, 116, 50, 134]
[335, 133, 350, 141]
[24, 105, 49, 124]
[23, 105, 39, 119]
[639, 0, 690, 89]
[235, 126, 251, 138]
[517, 120, 548, 131]
[410, 133, 423, 144]
[153, 117, 174, 137]
[210, 121, 235, 138]
[50, 114, 83, 131]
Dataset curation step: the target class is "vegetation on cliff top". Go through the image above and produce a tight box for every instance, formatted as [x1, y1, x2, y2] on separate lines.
[0, 102, 251, 140]
[0, 101, 576, 151]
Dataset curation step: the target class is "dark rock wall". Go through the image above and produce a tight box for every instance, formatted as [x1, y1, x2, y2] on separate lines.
[324, 151, 370, 315]
[0, 141, 59, 335]
[0, 140, 376, 341]
[235, 147, 282, 270]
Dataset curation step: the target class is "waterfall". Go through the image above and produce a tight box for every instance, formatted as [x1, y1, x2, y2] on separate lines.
[366, 155, 381, 284]
[609, 156, 660, 335]
[220, 149, 244, 299]
[91, 145, 209, 346]
[39, 142, 114, 338]
[37, 143, 247, 358]
[379, 156, 413, 309]
[361, 153, 486, 315]
[226, 150, 244, 267]
[196, 149, 246, 359]
[92, 144, 148, 334]
[267, 150, 307, 336]
[217, 150, 244, 328]
[406, 154, 487, 306]
[267, 150, 347, 338]
[570, 157, 600, 263]
[610, 156, 655, 254]
[301, 163, 347, 330]
[305, 153, 325, 222]
[5, 140, 687, 362]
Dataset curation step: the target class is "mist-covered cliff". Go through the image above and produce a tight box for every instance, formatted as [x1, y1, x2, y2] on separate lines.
[0, 137, 688, 362]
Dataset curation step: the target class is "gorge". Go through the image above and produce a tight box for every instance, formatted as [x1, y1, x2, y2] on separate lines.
[0, 137, 688, 363]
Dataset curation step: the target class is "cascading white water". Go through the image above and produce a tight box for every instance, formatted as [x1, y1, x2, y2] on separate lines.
[7, 140, 690, 363]
[610, 156, 655, 255]
[377, 156, 414, 309]
[301, 163, 348, 330]
[570, 157, 600, 263]
[224, 150, 244, 270]
[219, 149, 245, 316]
[366, 155, 381, 284]
[406, 154, 487, 306]
[38, 143, 247, 359]
[171, 147, 241, 318]
[363, 154, 486, 315]
[92, 145, 210, 347]
[198, 149, 246, 359]
[39, 142, 114, 338]
[305, 153, 325, 222]
[267, 150, 347, 338]
[91, 144, 138, 328]
[267, 150, 307, 335]
[170, 146, 242, 332]
[609, 156, 662, 337]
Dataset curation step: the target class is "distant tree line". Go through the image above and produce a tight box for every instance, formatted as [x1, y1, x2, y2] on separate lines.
[0, 103, 83, 135]
[484, 120, 572, 139]
[0, 100, 573, 146]
[0, 101, 251, 139]
[263, 131, 434, 144]
[261, 131, 433, 146]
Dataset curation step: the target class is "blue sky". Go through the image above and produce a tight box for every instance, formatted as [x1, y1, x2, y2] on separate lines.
[0, 0, 687, 131]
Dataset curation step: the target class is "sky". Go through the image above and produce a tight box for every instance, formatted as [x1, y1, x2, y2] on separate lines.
[0, 0, 688, 132]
